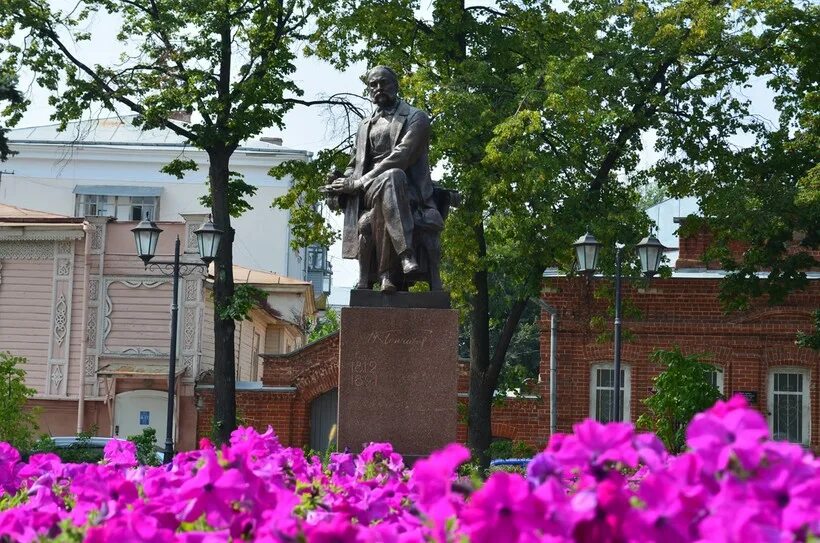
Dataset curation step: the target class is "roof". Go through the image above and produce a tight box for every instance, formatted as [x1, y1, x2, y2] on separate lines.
[212, 263, 312, 286]
[8, 114, 308, 155]
[0, 203, 84, 223]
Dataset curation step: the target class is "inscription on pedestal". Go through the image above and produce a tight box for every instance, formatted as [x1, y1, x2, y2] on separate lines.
[338, 307, 458, 457]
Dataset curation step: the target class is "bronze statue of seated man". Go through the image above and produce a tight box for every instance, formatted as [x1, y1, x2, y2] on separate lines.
[325, 66, 454, 293]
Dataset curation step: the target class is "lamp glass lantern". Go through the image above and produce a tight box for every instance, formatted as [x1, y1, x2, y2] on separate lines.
[636, 234, 666, 277]
[194, 216, 223, 264]
[131, 215, 163, 264]
[573, 232, 602, 274]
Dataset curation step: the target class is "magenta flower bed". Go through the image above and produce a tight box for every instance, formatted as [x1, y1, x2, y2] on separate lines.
[0, 396, 818, 542]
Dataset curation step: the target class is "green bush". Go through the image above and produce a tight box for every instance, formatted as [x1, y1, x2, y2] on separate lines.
[127, 427, 162, 466]
[31, 429, 104, 464]
[637, 346, 722, 454]
[0, 352, 39, 450]
[487, 438, 535, 460]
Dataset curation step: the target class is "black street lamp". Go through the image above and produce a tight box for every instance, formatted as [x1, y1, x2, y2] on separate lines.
[573, 231, 666, 423]
[131, 214, 223, 462]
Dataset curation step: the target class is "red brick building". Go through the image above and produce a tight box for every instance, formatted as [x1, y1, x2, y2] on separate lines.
[540, 226, 820, 452]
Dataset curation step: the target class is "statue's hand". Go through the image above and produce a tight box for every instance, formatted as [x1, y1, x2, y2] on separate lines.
[327, 177, 359, 195]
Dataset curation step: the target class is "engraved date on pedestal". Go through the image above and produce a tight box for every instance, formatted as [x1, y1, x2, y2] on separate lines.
[352, 359, 377, 387]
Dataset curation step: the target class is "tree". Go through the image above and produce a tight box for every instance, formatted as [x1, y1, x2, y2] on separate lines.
[0, 0, 358, 443]
[0, 352, 39, 451]
[659, 3, 819, 320]
[0, 75, 23, 161]
[308, 307, 340, 343]
[278, 0, 812, 467]
[796, 310, 820, 351]
[636, 347, 722, 454]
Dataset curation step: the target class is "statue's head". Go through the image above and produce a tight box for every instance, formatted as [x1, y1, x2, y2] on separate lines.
[366, 66, 399, 109]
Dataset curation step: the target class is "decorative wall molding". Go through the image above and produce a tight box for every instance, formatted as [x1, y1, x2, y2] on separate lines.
[185, 279, 200, 302]
[101, 277, 173, 357]
[85, 220, 106, 398]
[91, 225, 104, 252]
[86, 311, 98, 347]
[179, 267, 205, 381]
[120, 280, 164, 289]
[120, 347, 163, 356]
[54, 294, 68, 345]
[185, 222, 200, 252]
[56, 258, 72, 276]
[0, 241, 54, 260]
[88, 279, 99, 301]
[83, 218, 109, 254]
[0, 260, 3, 287]
[182, 354, 195, 377]
[102, 295, 113, 340]
[180, 214, 208, 255]
[50, 365, 64, 391]
[0, 228, 84, 242]
[46, 240, 74, 396]
[56, 240, 73, 256]
[84, 356, 96, 377]
[183, 307, 196, 350]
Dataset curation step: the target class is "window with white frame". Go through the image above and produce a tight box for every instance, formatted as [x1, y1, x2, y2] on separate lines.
[590, 363, 631, 423]
[75, 191, 159, 221]
[707, 365, 724, 395]
[76, 194, 115, 217]
[768, 368, 810, 445]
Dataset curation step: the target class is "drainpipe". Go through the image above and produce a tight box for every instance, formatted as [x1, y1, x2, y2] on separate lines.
[536, 299, 559, 436]
[76, 222, 92, 433]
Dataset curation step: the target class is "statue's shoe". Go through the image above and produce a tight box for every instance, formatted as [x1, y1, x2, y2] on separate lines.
[380, 276, 397, 293]
[401, 254, 420, 275]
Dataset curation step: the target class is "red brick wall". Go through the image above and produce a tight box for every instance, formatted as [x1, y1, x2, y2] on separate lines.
[540, 275, 820, 451]
[195, 388, 300, 446]
[196, 334, 341, 447]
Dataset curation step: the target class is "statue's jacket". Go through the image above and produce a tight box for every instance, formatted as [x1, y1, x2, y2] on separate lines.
[340, 100, 440, 259]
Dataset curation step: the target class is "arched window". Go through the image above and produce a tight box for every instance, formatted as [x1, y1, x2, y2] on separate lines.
[590, 363, 631, 423]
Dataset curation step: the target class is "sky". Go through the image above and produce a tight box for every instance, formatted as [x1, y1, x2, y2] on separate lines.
[11, 2, 780, 306]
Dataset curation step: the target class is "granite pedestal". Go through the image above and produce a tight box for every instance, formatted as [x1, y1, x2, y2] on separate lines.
[337, 306, 458, 458]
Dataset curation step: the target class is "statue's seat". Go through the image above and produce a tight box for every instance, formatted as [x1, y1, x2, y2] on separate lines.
[357, 184, 460, 291]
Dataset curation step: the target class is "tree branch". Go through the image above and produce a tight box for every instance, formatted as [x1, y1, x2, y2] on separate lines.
[465, 5, 507, 18]
[283, 97, 367, 120]
[589, 57, 674, 192]
[39, 27, 196, 141]
[487, 298, 529, 384]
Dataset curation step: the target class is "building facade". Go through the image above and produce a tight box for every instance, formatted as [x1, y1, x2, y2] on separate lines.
[1, 115, 331, 297]
[0, 204, 315, 450]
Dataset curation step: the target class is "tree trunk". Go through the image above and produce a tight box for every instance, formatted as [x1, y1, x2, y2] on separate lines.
[467, 221, 492, 467]
[208, 146, 237, 444]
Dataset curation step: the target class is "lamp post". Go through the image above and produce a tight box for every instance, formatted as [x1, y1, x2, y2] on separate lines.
[131, 215, 222, 462]
[573, 231, 666, 422]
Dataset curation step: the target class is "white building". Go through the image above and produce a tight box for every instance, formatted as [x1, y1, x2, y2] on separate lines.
[0, 115, 331, 293]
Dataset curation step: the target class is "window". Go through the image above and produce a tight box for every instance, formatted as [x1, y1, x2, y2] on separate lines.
[76, 194, 115, 217]
[74, 187, 160, 221]
[707, 366, 724, 395]
[590, 363, 631, 423]
[125, 196, 158, 221]
[768, 368, 810, 445]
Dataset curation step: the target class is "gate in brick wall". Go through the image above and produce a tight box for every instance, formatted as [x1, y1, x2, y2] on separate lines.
[310, 387, 338, 452]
